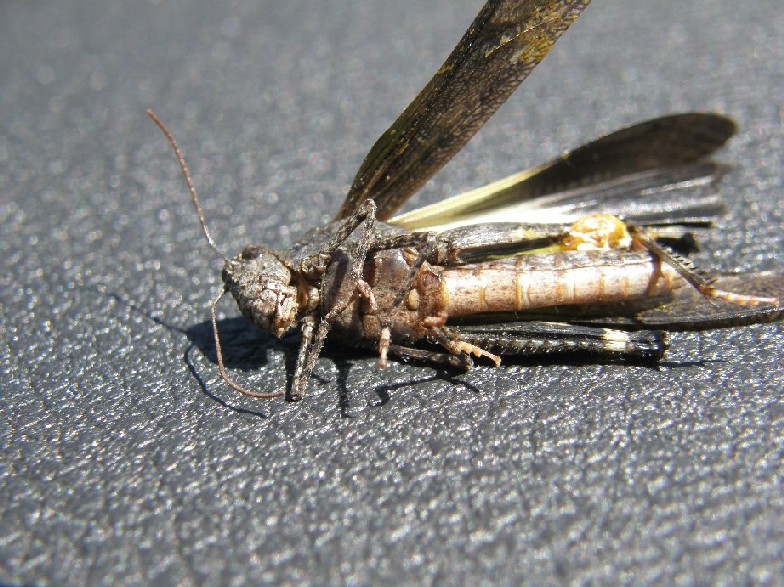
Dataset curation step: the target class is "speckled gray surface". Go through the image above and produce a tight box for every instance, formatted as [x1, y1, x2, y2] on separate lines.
[2, 0, 784, 585]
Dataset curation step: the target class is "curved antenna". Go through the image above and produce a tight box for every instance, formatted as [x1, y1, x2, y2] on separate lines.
[210, 288, 285, 399]
[147, 109, 228, 261]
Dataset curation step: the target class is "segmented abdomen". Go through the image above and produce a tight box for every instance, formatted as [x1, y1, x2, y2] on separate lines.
[428, 251, 679, 317]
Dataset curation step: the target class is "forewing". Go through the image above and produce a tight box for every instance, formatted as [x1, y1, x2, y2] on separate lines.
[337, 0, 592, 221]
[627, 272, 784, 330]
[570, 272, 784, 330]
[391, 113, 737, 231]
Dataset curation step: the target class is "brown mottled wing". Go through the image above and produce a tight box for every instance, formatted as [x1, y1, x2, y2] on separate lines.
[336, 0, 592, 221]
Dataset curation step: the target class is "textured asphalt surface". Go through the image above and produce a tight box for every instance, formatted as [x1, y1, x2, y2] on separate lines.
[2, 0, 783, 584]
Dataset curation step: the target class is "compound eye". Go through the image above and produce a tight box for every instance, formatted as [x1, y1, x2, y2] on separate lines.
[241, 245, 263, 260]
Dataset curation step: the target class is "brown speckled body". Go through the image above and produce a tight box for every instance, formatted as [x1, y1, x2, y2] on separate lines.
[323, 240, 683, 348]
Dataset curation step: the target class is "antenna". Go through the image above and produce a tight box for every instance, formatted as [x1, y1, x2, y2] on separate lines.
[147, 109, 228, 260]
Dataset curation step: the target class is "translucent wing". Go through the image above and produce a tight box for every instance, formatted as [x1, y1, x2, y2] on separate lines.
[390, 113, 737, 231]
[337, 0, 592, 221]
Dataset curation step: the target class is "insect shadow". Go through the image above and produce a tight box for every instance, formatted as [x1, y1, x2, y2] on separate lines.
[79, 284, 271, 415]
[186, 317, 473, 412]
[187, 314, 726, 409]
